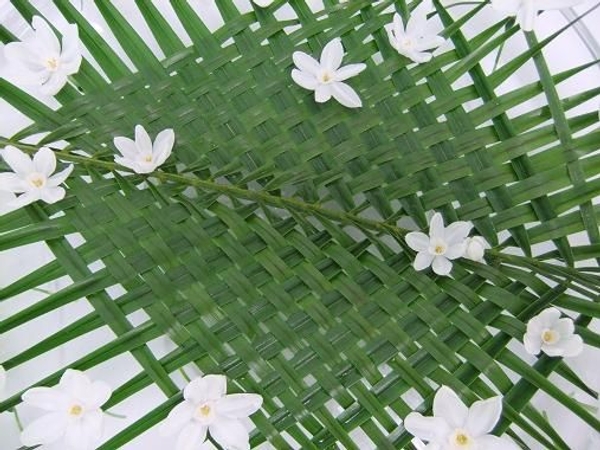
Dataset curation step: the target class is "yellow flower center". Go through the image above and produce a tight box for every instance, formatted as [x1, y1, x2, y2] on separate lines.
[27, 173, 46, 189]
[434, 244, 446, 255]
[199, 404, 211, 416]
[450, 429, 472, 448]
[402, 37, 414, 49]
[69, 404, 83, 416]
[46, 57, 60, 71]
[143, 155, 153, 163]
[320, 71, 334, 83]
[542, 329, 558, 344]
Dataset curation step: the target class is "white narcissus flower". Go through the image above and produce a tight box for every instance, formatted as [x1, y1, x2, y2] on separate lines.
[463, 236, 491, 263]
[4, 16, 82, 95]
[291, 38, 366, 108]
[160, 374, 263, 450]
[523, 307, 584, 357]
[385, 2, 445, 64]
[113, 125, 175, 174]
[405, 212, 472, 276]
[20, 369, 112, 450]
[404, 386, 520, 450]
[491, 0, 585, 32]
[0, 146, 74, 209]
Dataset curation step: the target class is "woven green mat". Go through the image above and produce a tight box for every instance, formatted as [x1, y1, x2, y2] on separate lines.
[0, 1, 599, 449]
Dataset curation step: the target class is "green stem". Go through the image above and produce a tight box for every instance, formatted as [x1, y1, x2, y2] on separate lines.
[105, 410, 127, 419]
[0, 139, 407, 239]
[179, 367, 191, 383]
[12, 407, 23, 431]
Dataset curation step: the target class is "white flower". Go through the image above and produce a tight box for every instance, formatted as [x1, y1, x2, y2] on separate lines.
[160, 374, 263, 450]
[491, 0, 585, 32]
[252, 0, 274, 6]
[463, 236, 491, 263]
[291, 38, 366, 108]
[0, 146, 74, 209]
[113, 125, 175, 174]
[405, 212, 472, 276]
[4, 16, 82, 95]
[523, 307, 583, 357]
[385, 2, 445, 63]
[20, 369, 112, 450]
[404, 386, 519, 450]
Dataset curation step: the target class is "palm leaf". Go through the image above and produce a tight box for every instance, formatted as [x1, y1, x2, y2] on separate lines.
[1, 1, 599, 449]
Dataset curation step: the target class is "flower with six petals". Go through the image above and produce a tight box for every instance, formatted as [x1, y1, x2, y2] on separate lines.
[405, 212, 472, 276]
[404, 385, 519, 450]
[385, 2, 445, 63]
[491, 0, 585, 32]
[291, 38, 366, 108]
[160, 374, 263, 450]
[523, 307, 584, 357]
[20, 369, 112, 450]
[0, 146, 74, 209]
[4, 16, 82, 95]
[113, 125, 175, 174]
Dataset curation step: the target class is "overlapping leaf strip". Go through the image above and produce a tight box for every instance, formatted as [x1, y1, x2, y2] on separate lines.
[0, 0, 599, 448]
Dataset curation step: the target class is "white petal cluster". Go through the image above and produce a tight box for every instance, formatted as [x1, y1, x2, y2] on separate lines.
[20, 369, 112, 450]
[404, 385, 520, 450]
[113, 125, 175, 174]
[406, 212, 490, 276]
[0, 146, 74, 209]
[4, 16, 82, 95]
[385, 2, 445, 63]
[291, 38, 366, 108]
[160, 374, 263, 450]
[491, 0, 585, 32]
[524, 307, 583, 357]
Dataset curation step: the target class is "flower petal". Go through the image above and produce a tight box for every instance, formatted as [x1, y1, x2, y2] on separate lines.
[0, 173, 27, 193]
[2, 145, 34, 176]
[160, 401, 195, 436]
[414, 35, 445, 52]
[209, 418, 251, 450]
[414, 251, 434, 271]
[59, 24, 82, 74]
[335, 63, 366, 81]
[465, 396, 502, 436]
[291, 69, 318, 90]
[64, 410, 103, 450]
[554, 318, 574, 337]
[47, 164, 74, 187]
[9, 191, 39, 208]
[403, 412, 450, 443]
[216, 394, 263, 419]
[315, 84, 332, 103]
[523, 331, 542, 356]
[22, 387, 70, 411]
[516, 1, 537, 32]
[292, 51, 320, 75]
[321, 38, 344, 72]
[3, 42, 46, 73]
[176, 423, 207, 450]
[114, 156, 137, 172]
[40, 72, 68, 96]
[32, 16, 61, 55]
[40, 186, 66, 204]
[541, 342, 565, 357]
[59, 369, 92, 397]
[406, 1, 432, 36]
[33, 147, 57, 176]
[20, 412, 68, 446]
[432, 256, 452, 276]
[184, 375, 227, 403]
[331, 81, 362, 108]
[114, 136, 140, 160]
[429, 213, 444, 239]
[537, 0, 584, 10]
[135, 125, 153, 155]
[153, 128, 175, 167]
[433, 386, 468, 429]
[560, 335, 584, 357]
[406, 232, 430, 252]
[444, 221, 473, 245]
[444, 242, 466, 260]
[393, 13, 407, 36]
[82, 381, 112, 409]
[477, 434, 521, 450]
[538, 308, 561, 328]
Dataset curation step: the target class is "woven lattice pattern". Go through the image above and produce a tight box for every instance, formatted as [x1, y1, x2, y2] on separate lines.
[0, 1, 599, 449]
